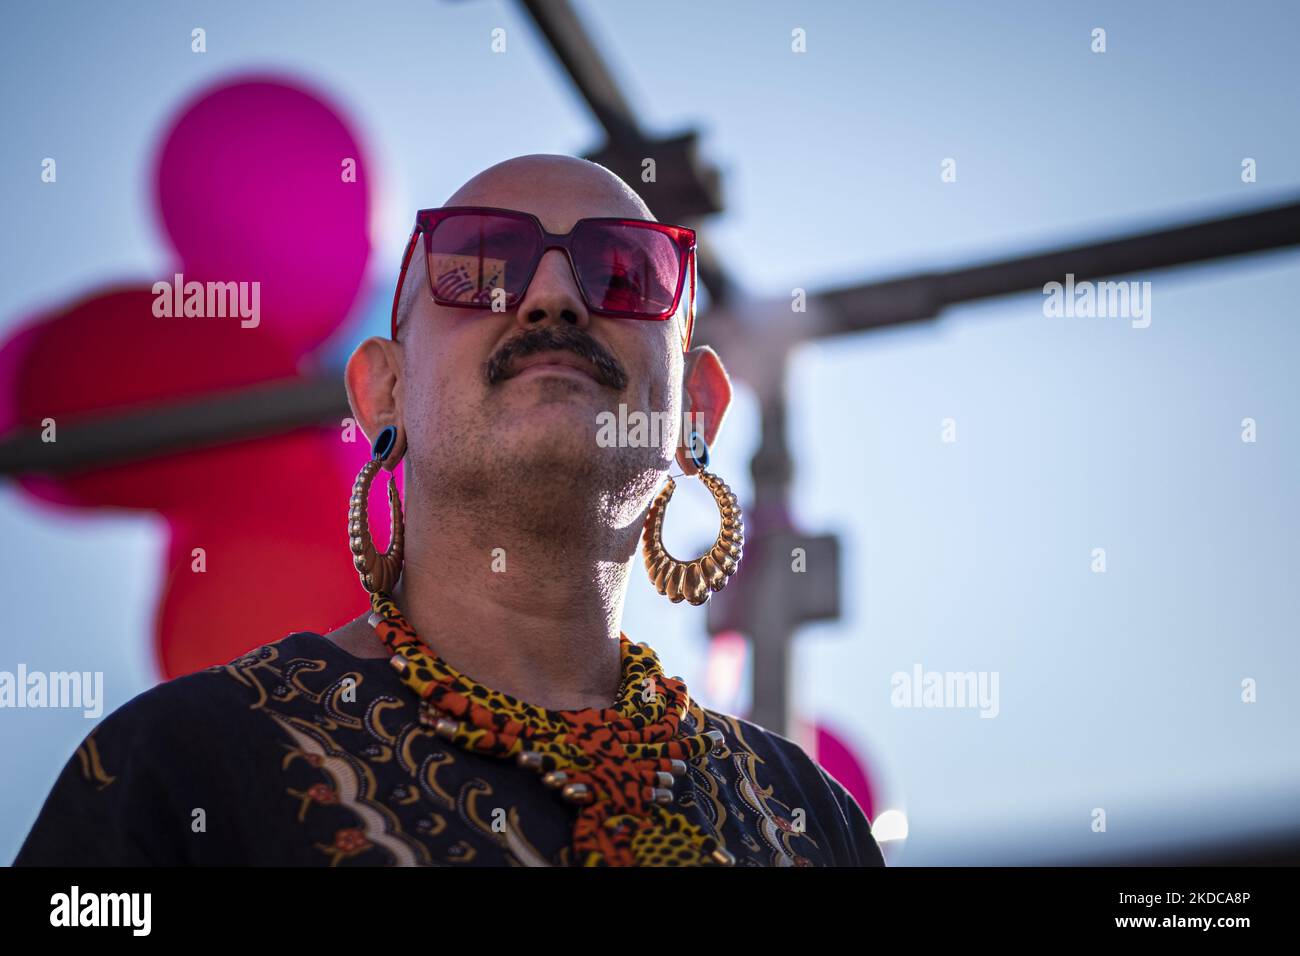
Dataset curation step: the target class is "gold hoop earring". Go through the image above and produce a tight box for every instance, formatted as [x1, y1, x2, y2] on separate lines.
[348, 425, 405, 594]
[641, 432, 743, 606]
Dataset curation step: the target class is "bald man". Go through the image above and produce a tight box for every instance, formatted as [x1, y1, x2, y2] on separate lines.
[15, 156, 884, 867]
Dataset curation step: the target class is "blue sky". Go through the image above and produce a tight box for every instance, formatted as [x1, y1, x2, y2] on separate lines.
[2, 0, 1298, 864]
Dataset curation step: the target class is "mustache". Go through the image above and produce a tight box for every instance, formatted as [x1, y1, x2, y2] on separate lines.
[484, 325, 628, 390]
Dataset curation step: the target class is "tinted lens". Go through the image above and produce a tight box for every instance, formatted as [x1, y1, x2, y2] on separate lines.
[570, 223, 682, 316]
[425, 213, 540, 307]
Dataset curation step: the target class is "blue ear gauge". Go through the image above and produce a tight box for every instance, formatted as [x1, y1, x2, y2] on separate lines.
[687, 430, 709, 471]
[372, 425, 398, 462]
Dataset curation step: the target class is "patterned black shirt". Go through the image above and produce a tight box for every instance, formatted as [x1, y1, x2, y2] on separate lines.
[14, 632, 884, 867]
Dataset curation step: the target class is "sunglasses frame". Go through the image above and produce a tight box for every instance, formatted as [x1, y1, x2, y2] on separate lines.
[390, 206, 697, 349]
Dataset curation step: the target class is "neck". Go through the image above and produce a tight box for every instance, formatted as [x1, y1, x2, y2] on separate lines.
[391, 494, 641, 713]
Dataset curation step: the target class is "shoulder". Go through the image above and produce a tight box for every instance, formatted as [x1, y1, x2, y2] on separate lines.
[100, 631, 334, 736]
[41, 631, 335, 790]
[13, 631, 337, 865]
[699, 707, 836, 797]
[692, 705, 823, 781]
[696, 706, 886, 867]
[699, 707, 806, 761]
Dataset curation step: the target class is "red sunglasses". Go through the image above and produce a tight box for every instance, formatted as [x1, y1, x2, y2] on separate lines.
[390, 206, 697, 348]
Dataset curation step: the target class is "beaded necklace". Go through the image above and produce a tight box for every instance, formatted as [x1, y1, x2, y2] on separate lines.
[367, 591, 736, 866]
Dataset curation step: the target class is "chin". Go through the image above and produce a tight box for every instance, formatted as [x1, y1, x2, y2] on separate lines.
[498, 384, 610, 428]
[498, 409, 605, 467]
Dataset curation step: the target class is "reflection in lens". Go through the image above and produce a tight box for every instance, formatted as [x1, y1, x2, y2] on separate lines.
[427, 213, 537, 305]
[573, 223, 679, 316]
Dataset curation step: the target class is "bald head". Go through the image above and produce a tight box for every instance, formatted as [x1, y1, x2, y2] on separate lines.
[394, 155, 653, 335]
[447, 154, 652, 217]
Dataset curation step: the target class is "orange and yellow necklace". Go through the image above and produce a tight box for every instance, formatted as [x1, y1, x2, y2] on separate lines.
[367, 590, 735, 867]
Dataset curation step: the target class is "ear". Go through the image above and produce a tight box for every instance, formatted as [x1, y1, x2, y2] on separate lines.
[676, 345, 733, 476]
[344, 336, 406, 466]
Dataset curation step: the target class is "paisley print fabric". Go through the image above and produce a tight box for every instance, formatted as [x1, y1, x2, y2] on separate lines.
[14, 632, 884, 867]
